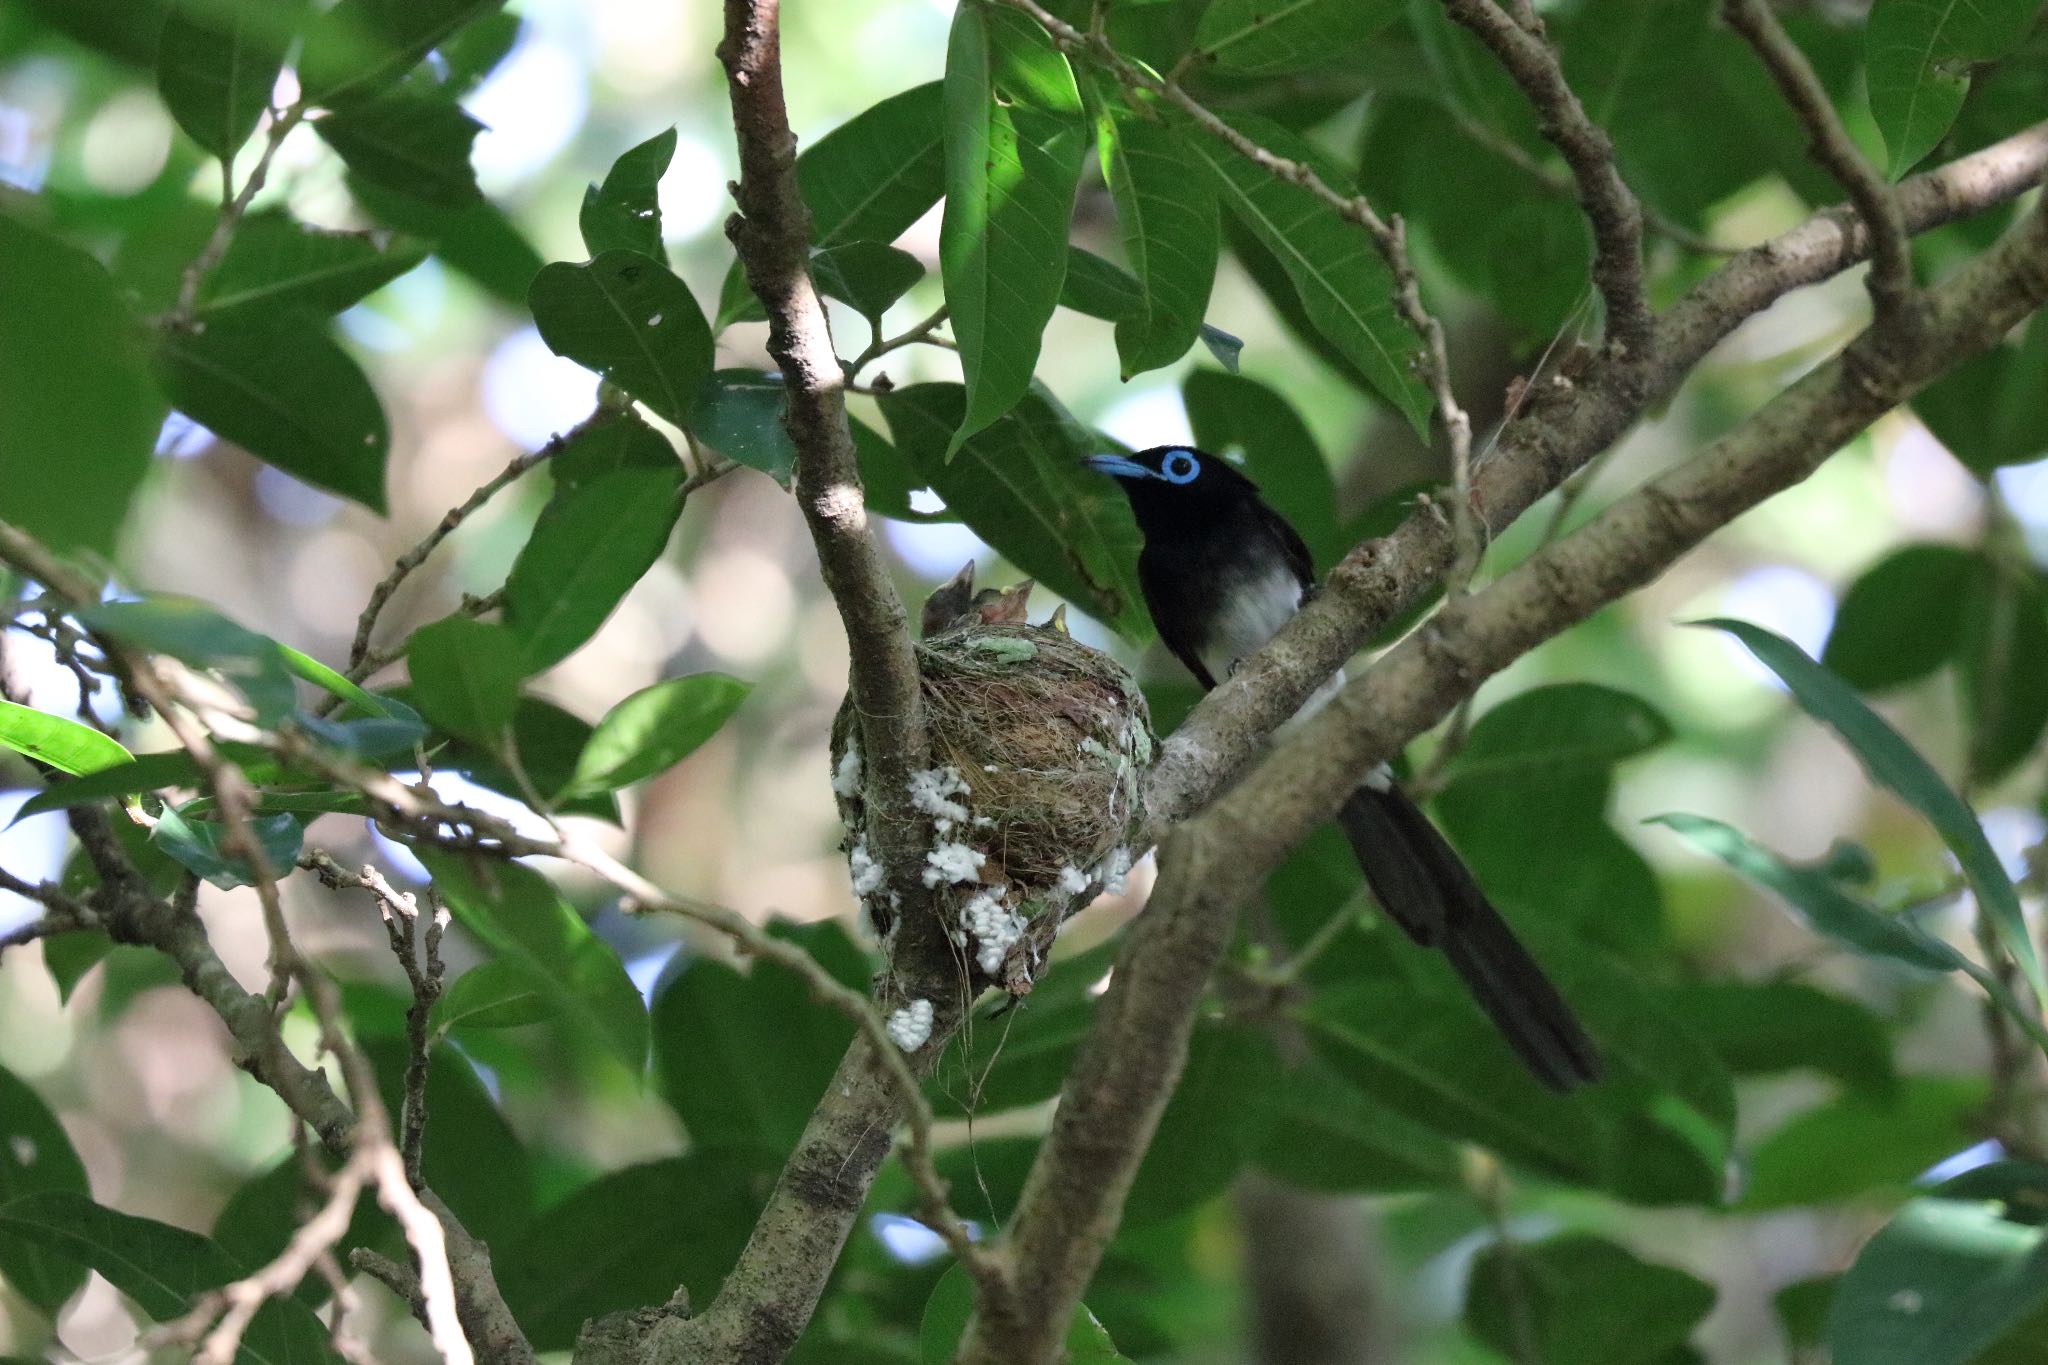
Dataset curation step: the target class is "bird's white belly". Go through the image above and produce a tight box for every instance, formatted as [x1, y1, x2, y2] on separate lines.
[1198, 559, 1303, 685]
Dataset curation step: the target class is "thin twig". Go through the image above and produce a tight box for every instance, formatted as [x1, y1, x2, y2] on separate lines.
[848, 303, 950, 376]
[172, 104, 308, 325]
[1722, 0, 1914, 319]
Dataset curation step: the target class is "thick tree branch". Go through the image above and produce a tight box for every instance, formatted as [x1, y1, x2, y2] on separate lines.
[965, 187, 2048, 1365]
[1722, 0, 1913, 317]
[718, 0, 930, 885]
[1438, 0, 1651, 353]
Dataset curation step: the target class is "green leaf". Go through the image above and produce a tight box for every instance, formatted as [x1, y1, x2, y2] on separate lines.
[879, 383, 1150, 640]
[1185, 112, 1431, 435]
[1868, 0, 2038, 177]
[1830, 1159, 2048, 1365]
[563, 673, 750, 799]
[1822, 544, 1979, 690]
[1096, 109, 1217, 379]
[810, 240, 926, 323]
[198, 210, 427, 318]
[0, 701, 131, 777]
[1743, 1075, 1987, 1209]
[1194, 0, 1402, 75]
[651, 921, 867, 1152]
[0, 1066, 90, 1317]
[580, 127, 675, 260]
[405, 616, 523, 748]
[156, 0, 305, 158]
[852, 412, 952, 524]
[494, 1152, 774, 1353]
[714, 82, 948, 329]
[0, 213, 164, 556]
[690, 370, 797, 484]
[528, 250, 712, 427]
[155, 311, 389, 512]
[0, 1191, 337, 1364]
[418, 849, 648, 1075]
[385, 691, 619, 822]
[276, 643, 406, 720]
[13, 745, 271, 822]
[1183, 369, 1341, 566]
[1660, 980, 1896, 1095]
[365, 1038, 532, 1249]
[211, 1153, 396, 1303]
[348, 174, 544, 305]
[1464, 1234, 1715, 1365]
[429, 956, 556, 1035]
[503, 466, 682, 674]
[1124, 1023, 1274, 1226]
[925, 938, 1119, 1119]
[77, 596, 300, 724]
[1555, 0, 1720, 224]
[549, 411, 680, 492]
[940, 3, 1086, 455]
[1959, 566, 2048, 785]
[920, 1264, 1128, 1365]
[1443, 684, 1672, 786]
[150, 803, 303, 889]
[41, 932, 116, 1002]
[299, 0, 505, 106]
[1248, 1053, 1461, 1193]
[1913, 314, 2048, 474]
[1701, 618, 2048, 1005]
[314, 86, 483, 207]
[433, 9, 520, 95]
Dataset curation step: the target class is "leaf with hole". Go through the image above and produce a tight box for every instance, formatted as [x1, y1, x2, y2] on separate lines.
[528, 250, 712, 427]
[581, 126, 675, 260]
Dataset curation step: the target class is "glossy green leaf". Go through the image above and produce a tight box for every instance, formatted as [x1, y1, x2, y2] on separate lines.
[1661, 980, 1896, 1095]
[1195, 0, 1402, 75]
[563, 673, 750, 799]
[1464, 1234, 1715, 1365]
[880, 383, 1150, 639]
[1059, 247, 1244, 373]
[0, 701, 131, 777]
[314, 87, 483, 206]
[0, 1191, 337, 1364]
[429, 956, 556, 1035]
[549, 410, 680, 493]
[1702, 618, 2047, 1004]
[419, 849, 647, 1074]
[77, 596, 300, 723]
[920, 1264, 1128, 1364]
[1822, 544, 1979, 690]
[299, 0, 504, 105]
[347, 173, 544, 305]
[0, 213, 164, 556]
[1831, 1159, 2048, 1365]
[0, 1067, 90, 1316]
[156, 0, 304, 158]
[528, 250, 711, 427]
[503, 466, 682, 673]
[851, 412, 950, 524]
[652, 921, 867, 1152]
[1183, 369, 1340, 566]
[689, 370, 797, 484]
[1868, 0, 2038, 177]
[197, 210, 427, 318]
[405, 616, 523, 748]
[1443, 684, 1672, 786]
[1185, 112, 1431, 435]
[12, 743, 280, 823]
[150, 803, 302, 889]
[276, 643, 405, 720]
[1096, 109, 1217, 379]
[580, 127, 675, 261]
[155, 311, 388, 512]
[1743, 1075, 1986, 1209]
[494, 1152, 774, 1352]
[940, 3, 1085, 454]
[810, 240, 925, 323]
[1913, 314, 2048, 474]
[714, 82, 947, 329]
[388, 691, 620, 823]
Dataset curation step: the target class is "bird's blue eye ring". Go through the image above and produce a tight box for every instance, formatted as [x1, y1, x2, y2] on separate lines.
[1160, 450, 1199, 484]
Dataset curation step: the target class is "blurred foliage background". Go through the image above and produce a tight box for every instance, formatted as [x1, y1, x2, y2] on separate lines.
[0, 0, 2046, 1361]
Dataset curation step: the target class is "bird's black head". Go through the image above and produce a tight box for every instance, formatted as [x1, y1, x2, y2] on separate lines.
[1084, 445, 1258, 532]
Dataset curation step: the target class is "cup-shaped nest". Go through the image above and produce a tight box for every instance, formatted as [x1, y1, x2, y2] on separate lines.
[832, 620, 1153, 979]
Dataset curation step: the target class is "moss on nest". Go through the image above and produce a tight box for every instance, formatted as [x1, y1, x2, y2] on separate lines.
[832, 619, 1153, 976]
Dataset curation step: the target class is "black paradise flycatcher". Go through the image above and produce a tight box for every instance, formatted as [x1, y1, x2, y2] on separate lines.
[1088, 445, 1601, 1091]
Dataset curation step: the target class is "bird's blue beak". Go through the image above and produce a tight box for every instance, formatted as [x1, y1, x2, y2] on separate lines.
[1084, 454, 1154, 481]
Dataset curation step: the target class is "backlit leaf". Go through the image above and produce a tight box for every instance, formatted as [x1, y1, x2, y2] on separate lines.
[528, 250, 712, 427]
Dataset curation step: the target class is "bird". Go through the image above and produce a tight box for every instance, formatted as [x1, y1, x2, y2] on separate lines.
[1086, 445, 1601, 1091]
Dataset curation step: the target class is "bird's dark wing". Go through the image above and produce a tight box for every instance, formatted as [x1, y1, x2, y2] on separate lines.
[1253, 498, 1316, 592]
[1138, 542, 1220, 690]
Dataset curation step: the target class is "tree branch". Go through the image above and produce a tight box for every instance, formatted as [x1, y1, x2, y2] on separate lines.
[964, 182, 2048, 1365]
[1438, 0, 1651, 354]
[1722, 0, 1913, 318]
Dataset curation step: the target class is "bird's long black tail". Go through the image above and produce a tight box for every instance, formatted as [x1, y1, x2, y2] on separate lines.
[1336, 782, 1601, 1091]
